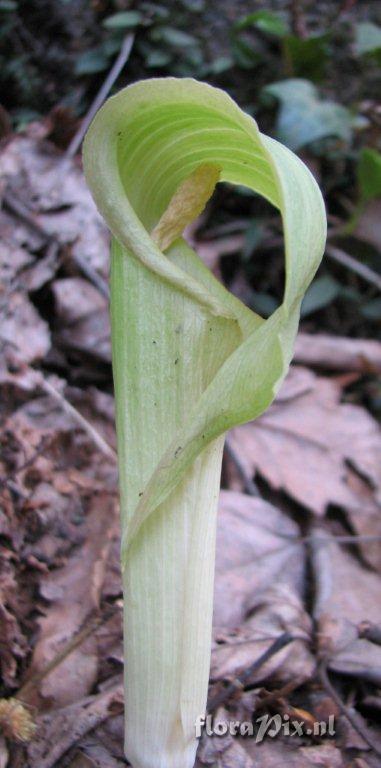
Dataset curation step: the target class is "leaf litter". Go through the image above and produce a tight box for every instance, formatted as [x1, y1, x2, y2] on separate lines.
[0, 129, 381, 767]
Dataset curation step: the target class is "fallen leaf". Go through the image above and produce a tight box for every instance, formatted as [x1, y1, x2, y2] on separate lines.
[52, 278, 106, 325]
[295, 333, 381, 374]
[0, 554, 28, 688]
[311, 528, 381, 684]
[27, 682, 123, 768]
[57, 308, 111, 363]
[214, 490, 304, 628]
[28, 493, 117, 708]
[244, 740, 344, 767]
[211, 491, 314, 687]
[68, 743, 125, 767]
[1, 291, 50, 366]
[229, 366, 381, 570]
[0, 135, 109, 276]
[0, 737, 8, 768]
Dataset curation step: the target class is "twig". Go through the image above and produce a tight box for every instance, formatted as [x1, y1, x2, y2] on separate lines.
[38, 375, 117, 461]
[319, 662, 381, 757]
[27, 680, 123, 768]
[309, 527, 334, 622]
[362, 695, 381, 712]
[64, 34, 134, 161]
[301, 533, 381, 545]
[73, 252, 110, 300]
[17, 606, 119, 704]
[326, 245, 381, 292]
[258, 678, 304, 708]
[208, 632, 294, 712]
[289, 0, 307, 38]
[3, 191, 51, 241]
[224, 437, 260, 496]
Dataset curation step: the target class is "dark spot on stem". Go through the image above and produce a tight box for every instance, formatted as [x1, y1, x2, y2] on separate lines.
[174, 446, 182, 458]
[174, 358, 179, 365]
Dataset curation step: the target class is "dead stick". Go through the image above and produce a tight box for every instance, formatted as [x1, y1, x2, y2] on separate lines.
[3, 192, 109, 299]
[208, 632, 294, 712]
[38, 375, 117, 461]
[319, 662, 381, 757]
[17, 606, 118, 703]
[64, 34, 134, 161]
[327, 245, 381, 292]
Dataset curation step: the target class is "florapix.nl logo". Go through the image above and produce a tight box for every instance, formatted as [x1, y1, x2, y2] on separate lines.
[195, 713, 335, 743]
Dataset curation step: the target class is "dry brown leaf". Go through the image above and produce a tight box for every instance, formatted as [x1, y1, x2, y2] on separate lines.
[29, 493, 117, 708]
[0, 135, 109, 276]
[311, 528, 381, 684]
[1, 291, 50, 367]
[244, 740, 344, 767]
[27, 682, 123, 768]
[0, 555, 28, 688]
[295, 333, 381, 374]
[52, 277, 110, 362]
[214, 490, 304, 628]
[0, 240, 33, 287]
[57, 308, 111, 363]
[229, 366, 381, 570]
[68, 743, 125, 768]
[52, 278, 106, 325]
[0, 737, 8, 768]
[199, 738, 252, 768]
[212, 491, 314, 687]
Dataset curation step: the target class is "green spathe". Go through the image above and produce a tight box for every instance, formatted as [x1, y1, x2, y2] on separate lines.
[83, 77, 326, 768]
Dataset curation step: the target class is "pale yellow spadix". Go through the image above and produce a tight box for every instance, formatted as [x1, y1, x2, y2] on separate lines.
[151, 162, 221, 251]
[83, 78, 326, 768]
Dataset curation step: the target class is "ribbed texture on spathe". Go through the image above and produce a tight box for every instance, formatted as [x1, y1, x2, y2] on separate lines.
[123, 442, 223, 768]
[111, 238, 234, 768]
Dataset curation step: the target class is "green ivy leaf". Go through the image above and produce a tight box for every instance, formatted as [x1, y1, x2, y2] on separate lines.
[102, 10, 143, 30]
[150, 26, 198, 48]
[235, 10, 288, 37]
[355, 21, 381, 57]
[283, 34, 329, 81]
[358, 148, 381, 204]
[301, 274, 340, 316]
[0, 0, 17, 10]
[264, 78, 354, 151]
[75, 48, 110, 75]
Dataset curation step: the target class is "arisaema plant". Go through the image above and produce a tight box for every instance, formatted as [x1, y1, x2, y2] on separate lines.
[83, 77, 326, 768]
